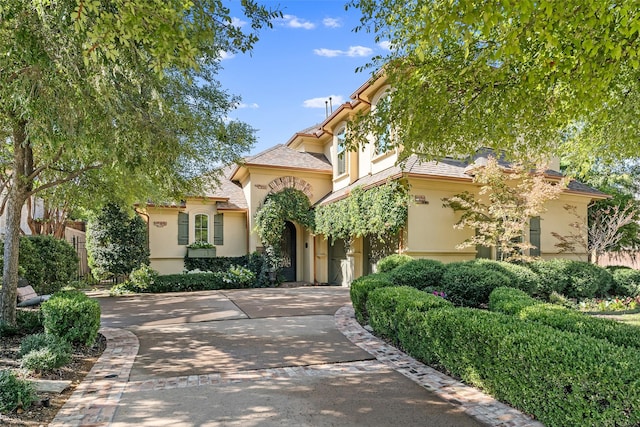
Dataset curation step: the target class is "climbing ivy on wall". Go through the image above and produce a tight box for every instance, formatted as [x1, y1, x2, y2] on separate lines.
[255, 188, 315, 248]
[314, 180, 410, 245]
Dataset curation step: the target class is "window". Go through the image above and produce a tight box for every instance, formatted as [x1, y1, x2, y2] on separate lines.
[194, 214, 209, 243]
[529, 216, 541, 257]
[374, 123, 392, 157]
[336, 129, 346, 175]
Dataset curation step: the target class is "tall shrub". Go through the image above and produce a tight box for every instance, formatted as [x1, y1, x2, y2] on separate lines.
[41, 291, 101, 346]
[87, 203, 149, 280]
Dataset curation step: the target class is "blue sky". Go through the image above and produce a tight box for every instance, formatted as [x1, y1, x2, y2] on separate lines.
[219, 0, 388, 156]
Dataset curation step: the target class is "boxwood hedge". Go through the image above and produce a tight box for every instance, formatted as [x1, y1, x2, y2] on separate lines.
[611, 268, 640, 297]
[387, 259, 446, 290]
[41, 290, 100, 346]
[395, 306, 640, 427]
[350, 273, 395, 324]
[441, 262, 511, 307]
[366, 286, 452, 343]
[376, 254, 413, 273]
[529, 259, 612, 298]
[489, 287, 640, 350]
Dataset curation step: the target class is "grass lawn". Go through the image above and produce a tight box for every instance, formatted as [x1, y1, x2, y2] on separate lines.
[592, 310, 640, 327]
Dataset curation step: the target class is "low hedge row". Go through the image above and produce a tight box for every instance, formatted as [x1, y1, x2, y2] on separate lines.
[349, 273, 394, 324]
[489, 287, 640, 350]
[365, 286, 640, 427]
[151, 272, 249, 293]
[529, 258, 612, 298]
[401, 307, 640, 426]
[387, 259, 446, 290]
[366, 286, 452, 343]
[41, 290, 100, 346]
[610, 268, 640, 297]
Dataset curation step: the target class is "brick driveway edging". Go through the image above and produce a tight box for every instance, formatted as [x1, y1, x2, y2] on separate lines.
[335, 306, 545, 427]
[50, 327, 139, 427]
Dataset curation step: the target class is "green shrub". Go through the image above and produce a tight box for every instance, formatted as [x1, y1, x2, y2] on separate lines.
[151, 272, 229, 293]
[517, 303, 640, 350]
[366, 286, 452, 342]
[41, 290, 100, 346]
[19, 333, 72, 372]
[0, 236, 78, 295]
[376, 254, 413, 273]
[0, 370, 37, 414]
[611, 268, 640, 297]
[470, 259, 539, 295]
[128, 264, 159, 291]
[441, 262, 511, 307]
[488, 287, 540, 315]
[217, 265, 256, 288]
[489, 286, 640, 349]
[349, 273, 394, 324]
[387, 259, 446, 290]
[529, 259, 613, 298]
[397, 307, 640, 427]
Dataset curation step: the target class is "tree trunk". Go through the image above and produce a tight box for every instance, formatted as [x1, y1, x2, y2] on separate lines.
[0, 122, 30, 326]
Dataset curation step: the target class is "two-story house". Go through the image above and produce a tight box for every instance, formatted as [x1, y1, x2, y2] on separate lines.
[142, 76, 606, 285]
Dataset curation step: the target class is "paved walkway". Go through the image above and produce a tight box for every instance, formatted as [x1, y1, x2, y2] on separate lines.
[51, 287, 543, 426]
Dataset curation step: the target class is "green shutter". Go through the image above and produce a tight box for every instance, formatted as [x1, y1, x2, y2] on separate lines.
[178, 212, 189, 245]
[213, 213, 224, 245]
[530, 216, 541, 257]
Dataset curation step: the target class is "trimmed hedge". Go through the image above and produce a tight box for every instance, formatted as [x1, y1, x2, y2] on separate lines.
[529, 259, 613, 298]
[41, 291, 100, 346]
[470, 259, 539, 295]
[349, 273, 394, 324]
[376, 254, 413, 273]
[611, 268, 640, 297]
[441, 262, 511, 307]
[366, 286, 452, 342]
[488, 287, 540, 315]
[151, 272, 239, 293]
[184, 252, 269, 287]
[395, 306, 640, 427]
[387, 259, 446, 290]
[489, 286, 640, 350]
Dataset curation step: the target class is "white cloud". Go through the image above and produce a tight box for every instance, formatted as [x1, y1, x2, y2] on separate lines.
[313, 46, 373, 58]
[378, 41, 393, 51]
[302, 95, 346, 109]
[219, 50, 235, 60]
[323, 17, 342, 28]
[237, 102, 259, 109]
[231, 17, 247, 28]
[279, 14, 315, 30]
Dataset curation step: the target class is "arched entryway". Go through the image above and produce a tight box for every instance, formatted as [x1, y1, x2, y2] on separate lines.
[280, 221, 297, 282]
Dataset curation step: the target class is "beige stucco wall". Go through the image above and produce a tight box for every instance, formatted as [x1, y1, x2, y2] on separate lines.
[404, 178, 477, 262]
[539, 196, 591, 261]
[144, 199, 248, 275]
[240, 167, 333, 253]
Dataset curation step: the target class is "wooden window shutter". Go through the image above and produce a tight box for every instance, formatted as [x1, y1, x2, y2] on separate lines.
[214, 213, 224, 245]
[178, 212, 189, 245]
[529, 216, 541, 257]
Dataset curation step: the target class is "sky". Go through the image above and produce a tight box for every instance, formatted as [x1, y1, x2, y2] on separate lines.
[218, 0, 388, 156]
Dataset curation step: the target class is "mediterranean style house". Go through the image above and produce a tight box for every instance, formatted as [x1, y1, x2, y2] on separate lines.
[141, 76, 606, 285]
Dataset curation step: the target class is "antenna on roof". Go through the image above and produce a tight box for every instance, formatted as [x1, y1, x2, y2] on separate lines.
[325, 100, 329, 118]
[329, 97, 333, 114]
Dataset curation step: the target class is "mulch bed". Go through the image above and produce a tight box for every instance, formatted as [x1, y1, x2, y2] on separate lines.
[0, 331, 106, 426]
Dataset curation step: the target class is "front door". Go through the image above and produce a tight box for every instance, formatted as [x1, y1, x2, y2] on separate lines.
[280, 221, 296, 282]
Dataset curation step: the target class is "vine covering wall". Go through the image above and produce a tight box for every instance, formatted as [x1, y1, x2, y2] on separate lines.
[254, 188, 315, 248]
[314, 180, 410, 245]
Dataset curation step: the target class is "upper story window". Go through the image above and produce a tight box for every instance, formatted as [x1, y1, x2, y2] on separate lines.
[372, 87, 393, 157]
[194, 214, 209, 243]
[336, 129, 346, 176]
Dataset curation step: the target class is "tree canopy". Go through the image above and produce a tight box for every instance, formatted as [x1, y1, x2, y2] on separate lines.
[0, 0, 279, 325]
[347, 0, 640, 165]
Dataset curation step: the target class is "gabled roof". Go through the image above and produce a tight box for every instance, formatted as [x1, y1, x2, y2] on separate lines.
[232, 144, 332, 176]
[205, 165, 248, 210]
[316, 154, 607, 206]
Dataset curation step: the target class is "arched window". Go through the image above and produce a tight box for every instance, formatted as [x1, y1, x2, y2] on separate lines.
[336, 128, 346, 175]
[194, 214, 209, 243]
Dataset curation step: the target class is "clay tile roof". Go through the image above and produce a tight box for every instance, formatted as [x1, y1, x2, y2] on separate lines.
[244, 144, 331, 172]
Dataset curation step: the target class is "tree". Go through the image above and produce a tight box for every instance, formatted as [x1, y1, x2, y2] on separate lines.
[443, 156, 565, 262]
[87, 204, 148, 280]
[0, 0, 279, 325]
[346, 0, 640, 165]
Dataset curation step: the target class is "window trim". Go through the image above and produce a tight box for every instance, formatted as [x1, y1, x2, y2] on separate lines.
[335, 128, 347, 177]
